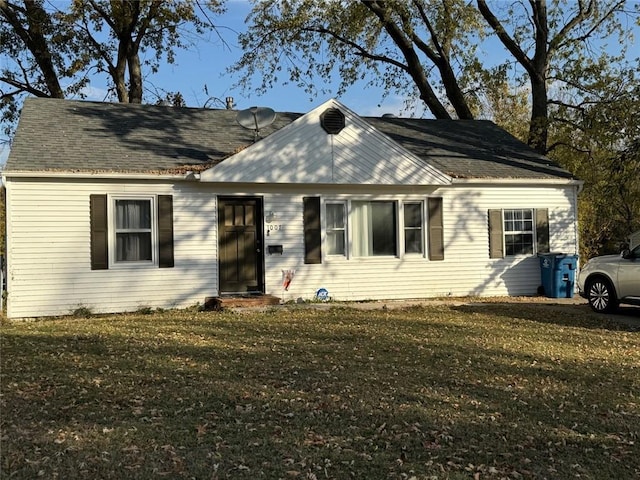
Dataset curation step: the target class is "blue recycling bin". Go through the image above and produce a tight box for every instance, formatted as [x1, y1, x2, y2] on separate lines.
[538, 253, 578, 298]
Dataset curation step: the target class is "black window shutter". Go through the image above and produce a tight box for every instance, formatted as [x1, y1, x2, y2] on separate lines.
[488, 209, 504, 259]
[427, 197, 444, 261]
[303, 196, 322, 264]
[536, 208, 550, 254]
[158, 195, 174, 268]
[90, 194, 108, 270]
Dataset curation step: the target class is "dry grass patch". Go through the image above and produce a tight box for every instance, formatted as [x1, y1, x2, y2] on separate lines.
[1, 304, 639, 479]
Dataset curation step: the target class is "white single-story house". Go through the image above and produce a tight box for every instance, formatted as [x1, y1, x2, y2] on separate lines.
[630, 230, 640, 250]
[3, 97, 582, 318]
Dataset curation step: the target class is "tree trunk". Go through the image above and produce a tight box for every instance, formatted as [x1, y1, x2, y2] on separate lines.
[111, 40, 129, 103]
[94, 0, 142, 103]
[127, 51, 142, 103]
[529, 74, 548, 153]
[477, 0, 550, 153]
[364, 0, 452, 119]
[406, 62, 453, 119]
[435, 56, 474, 119]
[0, 0, 64, 98]
[528, 0, 549, 153]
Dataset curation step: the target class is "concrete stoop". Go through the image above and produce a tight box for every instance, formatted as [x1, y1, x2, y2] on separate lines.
[204, 294, 281, 310]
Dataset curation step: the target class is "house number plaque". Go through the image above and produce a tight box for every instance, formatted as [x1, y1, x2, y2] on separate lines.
[266, 224, 283, 236]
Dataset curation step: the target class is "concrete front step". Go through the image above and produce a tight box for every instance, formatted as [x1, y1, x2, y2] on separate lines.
[204, 295, 281, 310]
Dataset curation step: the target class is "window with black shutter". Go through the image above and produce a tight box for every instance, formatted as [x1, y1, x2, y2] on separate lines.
[488, 208, 549, 258]
[89, 194, 174, 269]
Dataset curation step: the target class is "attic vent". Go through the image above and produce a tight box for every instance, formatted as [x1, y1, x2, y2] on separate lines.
[320, 108, 345, 134]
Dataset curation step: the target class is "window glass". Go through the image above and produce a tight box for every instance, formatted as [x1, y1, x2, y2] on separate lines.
[224, 205, 234, 226]
[504, 209, 534, 256]
[244, 205, 255, 226]
[404, 202, 423, 254]
[115, 199, 153, 262]
[352, 201, 397, 256]
[326, 203, 346, 255]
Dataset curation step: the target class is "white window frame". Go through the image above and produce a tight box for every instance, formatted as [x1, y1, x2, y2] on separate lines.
[108, 195, 158, 267]
[323, 198, 427, 260]
[402, 201, 425, 256]
[325, 201, 347, 257]
[503, 208, 535, 256]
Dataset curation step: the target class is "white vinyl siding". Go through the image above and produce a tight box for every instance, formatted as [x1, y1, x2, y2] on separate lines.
[263, 185, 579, 302]
[5, 179, 217, 318]
[4, 179, 579, 318]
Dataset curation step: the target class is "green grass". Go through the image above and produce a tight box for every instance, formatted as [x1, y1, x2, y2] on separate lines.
[1, 303, 639, 479]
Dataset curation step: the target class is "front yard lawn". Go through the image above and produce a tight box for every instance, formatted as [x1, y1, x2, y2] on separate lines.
[1, 303, 639, 479]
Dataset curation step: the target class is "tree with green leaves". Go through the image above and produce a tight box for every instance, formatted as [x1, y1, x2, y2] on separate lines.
[477, 0, 636, 152]
[551, 71, 640, 257]
[0, 0, 72, 130]
[233, 0, 481, 120]
[0, 0, 224, 136]
[233, 0, 638, 154]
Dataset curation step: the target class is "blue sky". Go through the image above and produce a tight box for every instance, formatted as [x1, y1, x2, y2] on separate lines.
[145, 1, 405, 115]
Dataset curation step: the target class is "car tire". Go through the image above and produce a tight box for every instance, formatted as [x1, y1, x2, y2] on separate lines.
[586, 277, 618, 313]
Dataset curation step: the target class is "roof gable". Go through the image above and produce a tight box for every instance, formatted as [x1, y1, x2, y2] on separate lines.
[199, 99, 451, 185]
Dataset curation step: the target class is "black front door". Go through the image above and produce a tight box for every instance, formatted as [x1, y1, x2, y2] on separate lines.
[218, 197, 264, 294]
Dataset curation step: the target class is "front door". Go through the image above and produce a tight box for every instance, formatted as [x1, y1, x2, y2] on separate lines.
[218, 197, 264, 294]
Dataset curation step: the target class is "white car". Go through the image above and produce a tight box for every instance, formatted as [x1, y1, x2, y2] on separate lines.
[578, 245, 640, 313]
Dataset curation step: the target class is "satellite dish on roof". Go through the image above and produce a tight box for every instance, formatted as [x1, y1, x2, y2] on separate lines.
[236, 107, 276, 141]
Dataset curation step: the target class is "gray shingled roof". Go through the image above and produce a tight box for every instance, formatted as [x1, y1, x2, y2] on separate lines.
[365, 117, 574, 179]
[5, 97, 576, 180]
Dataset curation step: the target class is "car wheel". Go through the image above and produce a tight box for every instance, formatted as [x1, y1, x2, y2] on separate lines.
[586, 277, 618, 313]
